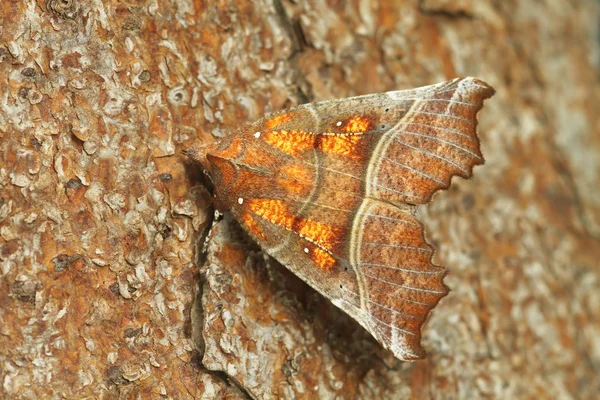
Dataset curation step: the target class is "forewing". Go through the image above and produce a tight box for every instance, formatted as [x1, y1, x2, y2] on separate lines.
[211, 77, 494, 360]
[251, 77, 495, 205]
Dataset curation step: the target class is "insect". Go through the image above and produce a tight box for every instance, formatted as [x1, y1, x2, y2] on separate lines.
[187, 77, 495, 360]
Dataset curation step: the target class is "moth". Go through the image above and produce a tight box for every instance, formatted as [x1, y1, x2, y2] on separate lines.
[188, 77, 495, 360]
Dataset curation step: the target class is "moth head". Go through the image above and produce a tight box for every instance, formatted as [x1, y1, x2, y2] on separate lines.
[185, 134, 244, 211]
[183, 142, 220, 198]
[182, 143, 212, 172]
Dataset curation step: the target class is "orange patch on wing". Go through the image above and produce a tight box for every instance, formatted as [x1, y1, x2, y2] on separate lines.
[264, 130, 365, 158]
[263, 130, 315, 156]
[247, 199, 295, 231]
[342, 116, 372, 133]
[247, 199, 341, 271]
[297, 219, 339, 250]
[265, 113, 294, 130]
[311, 247, 337, 270]
[320, 134, 364, 158]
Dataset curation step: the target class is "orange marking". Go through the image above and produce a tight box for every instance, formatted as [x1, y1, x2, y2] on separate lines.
[247, 199, 295, 231]
[264, 130, 364, 158]
[311, 247, 336, 270]
[297, 219, 338, 250]
[341, 116, 372, 133]
[262, 130, 315, 156]
[320, 134, 364, 158]
[247, 199, 341, 271]
[265, 113, 293, 130]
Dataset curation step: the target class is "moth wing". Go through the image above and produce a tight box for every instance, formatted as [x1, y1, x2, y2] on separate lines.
[236, 196, 442, 360]
[219, 77, 494, 360]
[254, 77, 495, 205]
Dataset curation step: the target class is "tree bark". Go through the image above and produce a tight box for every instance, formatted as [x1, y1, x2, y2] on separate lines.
[1, 0, 598, 399]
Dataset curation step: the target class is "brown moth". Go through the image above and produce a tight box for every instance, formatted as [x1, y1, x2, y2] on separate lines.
[187, 77, 495, 361]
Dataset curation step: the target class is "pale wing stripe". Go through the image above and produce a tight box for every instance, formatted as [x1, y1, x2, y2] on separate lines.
[411, 110, 473, 124]
[362, 241, 433, 253]
[364, 273, 446, 295]
[382, 156, 447, 186]
[394, 139, 469, 174]
[363, 262, 445, 275]
[344, 291, 420, 320]
[403, 121, 475, 141]
[397, 131, 482, 160]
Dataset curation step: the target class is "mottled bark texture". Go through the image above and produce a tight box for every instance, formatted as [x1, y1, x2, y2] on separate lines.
[0, 0, 598, 399]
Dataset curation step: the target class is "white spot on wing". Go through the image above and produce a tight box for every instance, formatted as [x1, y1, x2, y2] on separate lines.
[304, 247, 309, 253]
[238, 198, 244, 205]
[336, 121, 342, 127]
[254, 132, 261, 138]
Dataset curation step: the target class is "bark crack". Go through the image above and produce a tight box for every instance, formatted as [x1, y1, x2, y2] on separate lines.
[272, 0, 312, 104]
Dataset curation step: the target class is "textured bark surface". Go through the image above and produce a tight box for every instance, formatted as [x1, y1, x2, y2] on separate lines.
[0, 0, 598, 399]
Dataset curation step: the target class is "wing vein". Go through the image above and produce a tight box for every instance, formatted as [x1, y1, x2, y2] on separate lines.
[363, 262, 445, 275]
[337, 297, 418, 336]
[398, 131, 482, 160]
[382, 157, 447, 186]
[343, 291, 421, 320]
[404, 121, 476, 141]
[411, 110, 473, 124]
[393, 139, 469, 174]
[364, 273, 446, 294]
